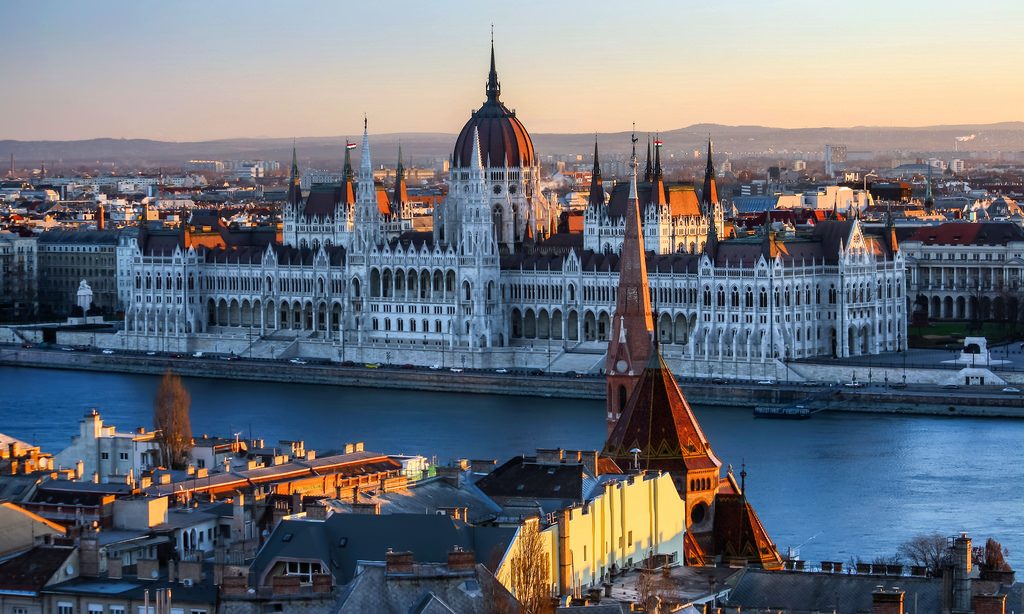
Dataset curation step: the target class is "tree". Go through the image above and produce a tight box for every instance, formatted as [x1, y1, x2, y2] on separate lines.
[509, 518, 553, 614]
[154, 370, 193, 469]
[978, 537, 1012, 572]
[898, 533, 948, 575]
[635, 561, 675, 613]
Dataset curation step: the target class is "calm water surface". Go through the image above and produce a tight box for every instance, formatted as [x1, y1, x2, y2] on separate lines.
[1, 366, 1021, 567]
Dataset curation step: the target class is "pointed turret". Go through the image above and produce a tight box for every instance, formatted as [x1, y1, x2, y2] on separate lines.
[924, 164, 935, 212]
[884, 201, 899, 254]
[341, 141, 356, 205]
[605, 138, 654, 433]
[703, 212, 719, 259]
[523, 204, 535, 249]
[287, 145, 302, 205]
[701, 138, 719, 214]
[643, 136, 653, 183]
[392, 144, 408, 216]
[354, 118, 382, 250]
[457, 126, 495, 256]
[588, 139, 605, 208]
[650, 136, 666, 206]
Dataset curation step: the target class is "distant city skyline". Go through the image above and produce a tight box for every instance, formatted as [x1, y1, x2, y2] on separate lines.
[3, 0, 1022, 141]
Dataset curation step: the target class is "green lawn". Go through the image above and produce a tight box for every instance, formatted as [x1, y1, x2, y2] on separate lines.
[909, 321, 1020, 348]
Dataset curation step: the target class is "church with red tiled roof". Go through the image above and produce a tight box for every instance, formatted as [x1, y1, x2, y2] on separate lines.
[602, 152, 782, 569]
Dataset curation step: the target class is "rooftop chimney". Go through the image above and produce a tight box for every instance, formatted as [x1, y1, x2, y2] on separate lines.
[872, 587, 904, 614]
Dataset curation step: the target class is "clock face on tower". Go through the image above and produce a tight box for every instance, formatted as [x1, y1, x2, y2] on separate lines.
[616, 359, 628, 372]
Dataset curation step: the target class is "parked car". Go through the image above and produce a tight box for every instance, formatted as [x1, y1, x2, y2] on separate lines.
[449, 367, 464, 373]
[289, 358, 307, 365]
[1002, 386, 1021, 393]
[364, 363, 381, 369]
[145, 351, 157, 356]
[428, 364, 442, 370]
[757, 379, 776, 385]
[101, 349, 115, 355]
[941, 383, 961, 390]
[494, 368, 509, 374]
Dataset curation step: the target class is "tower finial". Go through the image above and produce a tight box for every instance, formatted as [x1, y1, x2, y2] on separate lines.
[486, 31, 500, 102]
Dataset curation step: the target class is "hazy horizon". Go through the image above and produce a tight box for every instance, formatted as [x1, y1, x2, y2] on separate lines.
[3, 0, 1022, 141]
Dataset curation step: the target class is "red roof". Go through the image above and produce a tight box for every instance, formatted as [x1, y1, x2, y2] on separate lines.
[603, 352, 722, 477]
[907, 222, 1024, 246]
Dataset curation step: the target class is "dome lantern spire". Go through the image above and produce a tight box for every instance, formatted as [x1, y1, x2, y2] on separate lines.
[486, 28, 500, 103]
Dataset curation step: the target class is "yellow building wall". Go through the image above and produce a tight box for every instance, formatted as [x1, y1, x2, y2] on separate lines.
[554, 471, 687, 594]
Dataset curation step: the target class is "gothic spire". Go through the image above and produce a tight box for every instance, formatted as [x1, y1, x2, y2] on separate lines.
[924, 163, 935, 211]
[290, 144, 299, 184]
[287, 144, 301, 205]
[340, 139, 356, 205]
[701, 137, 719, 213]
[359, 116, 372, 180]
[651, 136, 665, 206]
[643, 135, 653, 183]
[393, 144, 408, 212]
[654, 135, 663, 178]
[485, 30, 500, 103]
[343, 140, 354, 181]
[605, 138, 654, 433]
[588, 138, 605, 208]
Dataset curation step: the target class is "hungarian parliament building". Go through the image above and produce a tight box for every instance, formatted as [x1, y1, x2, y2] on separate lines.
[120, 45, 907, 373]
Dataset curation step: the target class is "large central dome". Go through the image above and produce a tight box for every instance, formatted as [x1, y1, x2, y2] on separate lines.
[452, 43, 535, 169]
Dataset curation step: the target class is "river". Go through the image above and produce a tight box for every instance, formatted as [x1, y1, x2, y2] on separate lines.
[1, 366, 1021, 568]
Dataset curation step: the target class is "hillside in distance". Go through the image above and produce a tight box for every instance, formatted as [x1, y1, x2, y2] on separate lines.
[2, 122, 1023, 169]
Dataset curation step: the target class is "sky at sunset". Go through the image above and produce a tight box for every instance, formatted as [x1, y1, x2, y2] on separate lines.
[2, 0, 1022, 141]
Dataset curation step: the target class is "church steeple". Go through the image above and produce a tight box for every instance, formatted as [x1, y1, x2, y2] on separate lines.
[588, 138, 604, 208]
[605, 133, 654, 433]
[485, 30, 500, 103]
[701, 137, 719, 214]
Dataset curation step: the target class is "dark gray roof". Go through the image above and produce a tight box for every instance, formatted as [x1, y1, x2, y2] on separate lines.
[251, 513, 516, 586]
[337, 562, 516, 614]
[725, 569, 944, 613]
[328, 476, 502, 524]
[38, 229, 122, 245]
[44, 575, 218, 606]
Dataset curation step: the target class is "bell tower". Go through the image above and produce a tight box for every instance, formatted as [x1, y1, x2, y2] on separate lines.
[605, 135, 654, 433]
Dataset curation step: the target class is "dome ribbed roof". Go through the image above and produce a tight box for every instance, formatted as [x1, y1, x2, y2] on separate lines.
[452, 43, 535, 169]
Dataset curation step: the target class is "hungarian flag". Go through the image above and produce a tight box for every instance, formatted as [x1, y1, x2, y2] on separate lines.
[346, 142, 356, 150]
[654, 139, 664, 147]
